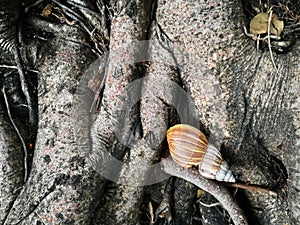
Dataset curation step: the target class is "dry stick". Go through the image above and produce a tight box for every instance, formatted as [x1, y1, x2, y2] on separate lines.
[0, 64, 17, 69]
[224, 182, 278, 197]
[2, 87, 28, 182]
[0, 64, 38, 73]
[161, 158, 248, 225]
[13, 45, 35, 127]
[198, 201, 220, 207]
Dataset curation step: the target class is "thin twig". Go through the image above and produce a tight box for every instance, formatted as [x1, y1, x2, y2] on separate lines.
[2, 87, 28, 182]
[267, 10, 278, 72]
[52, 0, 92, 36]
[161, 158, 248, 225]
[0, 64, 38, 73]
[198, 201, 220, 207]
[13, 39, 36, 127]
[257, 34, 260, 50]
[224, 183, 278, 197]
[52, 0, 104, 55]
[66, 0, 102, 17]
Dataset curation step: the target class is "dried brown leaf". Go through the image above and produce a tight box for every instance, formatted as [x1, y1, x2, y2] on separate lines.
[250, 12, 269, 35]
[250, 12, 284, 37]
[271, 15, 284, 36]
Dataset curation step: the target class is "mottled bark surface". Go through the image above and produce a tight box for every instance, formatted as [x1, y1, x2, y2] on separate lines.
[0, 0, 299, 225]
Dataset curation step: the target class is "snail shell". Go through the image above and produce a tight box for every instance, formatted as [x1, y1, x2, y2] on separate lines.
[166, 124, 235, 183]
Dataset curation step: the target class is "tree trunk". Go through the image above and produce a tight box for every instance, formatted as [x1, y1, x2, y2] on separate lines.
[0, 0, 299, 225]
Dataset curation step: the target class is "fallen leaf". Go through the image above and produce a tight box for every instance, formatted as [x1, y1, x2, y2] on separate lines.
[271, 14, 284, 36]
[250, 12, 269, 35]
[250, 12, 284, 37]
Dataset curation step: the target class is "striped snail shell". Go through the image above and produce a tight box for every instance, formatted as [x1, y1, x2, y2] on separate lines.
[166, 124, 235, 183]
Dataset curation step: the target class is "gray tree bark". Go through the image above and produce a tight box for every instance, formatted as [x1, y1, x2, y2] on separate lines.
[0, 0, 299, 225]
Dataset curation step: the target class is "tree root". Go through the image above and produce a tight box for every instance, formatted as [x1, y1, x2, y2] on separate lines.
[161, 158, 249, 225]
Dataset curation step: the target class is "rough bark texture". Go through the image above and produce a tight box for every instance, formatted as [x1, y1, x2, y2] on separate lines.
[0, 0, 299, 224]
[0, 102, 23, 224]
[1, 17, 102, 225]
